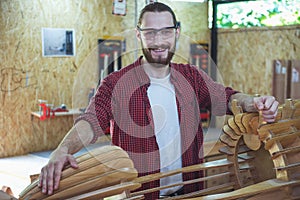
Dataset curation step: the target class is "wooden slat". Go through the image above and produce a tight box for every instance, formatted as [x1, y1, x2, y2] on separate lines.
[133, 159, 233, 184]
[43, 168, 138, 200]
[189, 179, 300, 200]
[228, 118, 242, 135]
[235, 114, 247, 133]
[219, 146, 234, 156]
[239, 165, 254, 172]
[56, 158, 134, 194]
[275, 162, 300, 171]
[65, 182, 141, 200]
[132, 172, 232, 197]
[258, 118, 300, 141]
[272, 145, 300, 159]
[241, 113, 259, 133]
[243, 133, 261, 151]
[164, 182, 236, 200]
[237, 145, 252, 154]
[249, 116, 259, 135]
[237, 154, 255, 161]
[265, 130, 300, 150]
[222, 125, 240, 141]
[19, 147, 131, 199]
[219, 134, 237, 148]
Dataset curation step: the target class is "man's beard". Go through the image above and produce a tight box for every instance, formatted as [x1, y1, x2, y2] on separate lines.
[141, 42, 176, 67]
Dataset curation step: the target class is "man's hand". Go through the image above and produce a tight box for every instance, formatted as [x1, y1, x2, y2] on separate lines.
[38, 151, 78, 195]
[37, 120, 94, 195]
[253, 96, 279, 123]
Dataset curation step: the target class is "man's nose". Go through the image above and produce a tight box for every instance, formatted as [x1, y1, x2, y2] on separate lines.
[152, 31, 164, 43]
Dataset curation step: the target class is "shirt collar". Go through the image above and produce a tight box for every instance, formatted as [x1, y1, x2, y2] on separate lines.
[134, 56, 178, 86]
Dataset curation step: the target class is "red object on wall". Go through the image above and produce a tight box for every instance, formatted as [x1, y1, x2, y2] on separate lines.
[39, 103, 55, 120]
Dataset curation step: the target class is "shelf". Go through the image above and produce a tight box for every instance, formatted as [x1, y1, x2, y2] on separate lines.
[31, 108, 83, 119]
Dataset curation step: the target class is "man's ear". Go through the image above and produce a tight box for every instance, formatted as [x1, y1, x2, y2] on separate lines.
[175, 28, 180, 40]
[175, 22, 181, 39]
[136, 28, 141, 41]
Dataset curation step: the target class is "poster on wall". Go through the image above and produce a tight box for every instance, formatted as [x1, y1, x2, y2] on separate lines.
[112, 0, 126, 16]
[146, 0, 157, 4]
[42, 28, 75, 57]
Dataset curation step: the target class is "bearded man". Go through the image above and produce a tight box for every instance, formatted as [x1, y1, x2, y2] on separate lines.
[38, 2, 279, 199]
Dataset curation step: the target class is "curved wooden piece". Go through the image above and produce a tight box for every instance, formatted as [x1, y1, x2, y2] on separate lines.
[219, 98, 300, 199]
[19, 145, 138, 200]
[243, 134, 261, 151]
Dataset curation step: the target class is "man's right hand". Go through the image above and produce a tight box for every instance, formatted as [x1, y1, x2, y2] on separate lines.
[38, 151, 78, 195]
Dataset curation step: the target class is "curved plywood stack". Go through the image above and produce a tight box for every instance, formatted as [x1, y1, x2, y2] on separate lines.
[19, 145, 140, 200]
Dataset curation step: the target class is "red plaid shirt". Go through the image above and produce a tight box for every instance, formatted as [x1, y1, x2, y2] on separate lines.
[76, 56, 238, 199]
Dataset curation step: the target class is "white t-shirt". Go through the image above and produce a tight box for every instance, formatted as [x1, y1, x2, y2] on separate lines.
[148, 74, 182, 196]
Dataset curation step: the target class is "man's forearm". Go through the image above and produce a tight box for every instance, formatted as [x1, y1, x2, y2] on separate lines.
[55, 120, 94, 155]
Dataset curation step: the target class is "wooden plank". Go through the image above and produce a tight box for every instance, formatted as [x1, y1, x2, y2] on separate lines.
[19, 146, 130, 198]
[237, 154, 254, 161]
[219, 146, 234, 156]
[275, 162, 300, 171]
[19, 146, 134, 200]
[132, 172, 232, 197]
[188, 179, 300, 200]
[272, 145, 300, 159]
[249, 116, 259, 135]
[235, 113, 247, 133]
[237, 145, 252, 154]
[219, 134, 238, 148]
[258, 118, 300, 141]
[133, 159, 233, 184]
[265, 130, 300, 150]
[65, 182, 141, 200]
[43, 168, 138, 200]
[241, 113, 258, 134]
[243, 133, 261, 151]
[228, 118, 242, 135]
[222, 125, 240, 141]
[163, 182, 236, 200]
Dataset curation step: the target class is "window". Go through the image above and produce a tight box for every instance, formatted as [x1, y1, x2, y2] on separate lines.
[209, 0, 300, 29]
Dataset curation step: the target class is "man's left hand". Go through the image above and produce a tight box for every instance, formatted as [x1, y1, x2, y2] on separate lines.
[253, 96, 279, 123]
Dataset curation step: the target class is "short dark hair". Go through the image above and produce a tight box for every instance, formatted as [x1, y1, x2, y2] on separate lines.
[137, 2, 178, 27]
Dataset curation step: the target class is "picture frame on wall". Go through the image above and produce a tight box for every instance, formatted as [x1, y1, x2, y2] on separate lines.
[42, 28, 75, 57]
[146, 0, 157, 4]
[112, 0, 127, 16]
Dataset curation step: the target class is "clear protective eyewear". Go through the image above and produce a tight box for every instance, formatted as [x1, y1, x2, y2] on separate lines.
[137, 24, 178, 40]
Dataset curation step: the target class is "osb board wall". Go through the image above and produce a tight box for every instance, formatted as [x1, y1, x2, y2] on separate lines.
[0, 0, 208, 157]
[217, 25, 300, 96]
[0, 0, 123, 158]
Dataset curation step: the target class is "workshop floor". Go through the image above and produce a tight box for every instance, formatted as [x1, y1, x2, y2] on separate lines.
[0, 142, 115, 199]
[0, 152, 49, 198]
